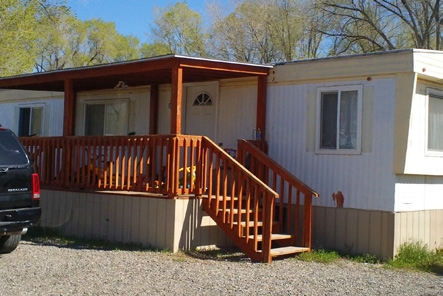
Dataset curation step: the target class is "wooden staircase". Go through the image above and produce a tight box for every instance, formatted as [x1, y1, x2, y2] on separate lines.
[199, 137, 319, 263]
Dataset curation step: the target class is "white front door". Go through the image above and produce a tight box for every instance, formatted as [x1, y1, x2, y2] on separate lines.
[185, 83, 218, 140]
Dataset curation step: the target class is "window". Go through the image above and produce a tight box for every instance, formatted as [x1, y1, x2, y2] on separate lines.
[427, 89, 443, 153]
[0, 129, 28, 165]
[18, 106, 44, 137]
[316, 85, 363, 154]
[193, 92, 212, 106]
[84, 101, 128, 136]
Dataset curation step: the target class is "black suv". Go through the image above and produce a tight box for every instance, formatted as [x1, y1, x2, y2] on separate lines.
[0, 128, 41, 254]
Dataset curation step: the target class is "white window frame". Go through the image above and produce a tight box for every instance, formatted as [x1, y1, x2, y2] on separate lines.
[315, 85, 363, 155]
[16, 104, 46, 137]
[425, 88, 443, 156]
[83, 99, 129, 136]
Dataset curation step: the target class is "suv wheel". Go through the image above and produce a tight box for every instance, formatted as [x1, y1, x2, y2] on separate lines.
[0, 235, 21, 254]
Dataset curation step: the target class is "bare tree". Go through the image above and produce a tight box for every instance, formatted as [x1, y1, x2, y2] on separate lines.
[320, 0, 441, 54]
[296, 2, 330, 58]
[207, 0, 327, 63]
[207, 0, 275, 63]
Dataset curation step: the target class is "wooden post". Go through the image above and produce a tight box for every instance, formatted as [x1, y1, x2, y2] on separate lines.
[170, 67, 183, 134]
[256, 75, 267, 141]
[262, 192, 274, 263]
[149, 84, 159, 134]
[303, 194, 313, 249]
[63, 79, 75, 136]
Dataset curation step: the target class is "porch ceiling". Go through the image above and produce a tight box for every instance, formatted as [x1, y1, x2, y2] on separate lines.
[0, 55, 271, 92]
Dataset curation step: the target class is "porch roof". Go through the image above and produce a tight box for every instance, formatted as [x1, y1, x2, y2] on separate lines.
[0, 54, 272, 92]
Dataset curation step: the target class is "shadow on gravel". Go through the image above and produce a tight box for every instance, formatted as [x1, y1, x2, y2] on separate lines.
[429, 265, 443, 276]
[184, 247, 251, 262]
[22, 227, 147, 252]
[22, 227, 250, 262]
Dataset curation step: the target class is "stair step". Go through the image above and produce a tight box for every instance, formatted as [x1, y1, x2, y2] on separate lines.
[270, 246, 310, 257]
[234, 221, 280, 228]
[220, 208, 249, 214]
[248, 234, 293, 241]
[234, 221, 263, 227]
[210, 195, 242, 201]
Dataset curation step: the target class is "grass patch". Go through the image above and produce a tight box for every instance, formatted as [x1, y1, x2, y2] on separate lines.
[297, 249, 341, 263]
[297, 248, 381, 264]
[345, 253, 381, 264]
[22, 228, 443, 273]
[386, 241, 443, 273]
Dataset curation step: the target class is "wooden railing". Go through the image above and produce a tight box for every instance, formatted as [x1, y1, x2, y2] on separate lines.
[237, 139, 319, 249]
[20, 135, 316, 262]
[200, 137, 279, 263]
[21, 135, 202, 197]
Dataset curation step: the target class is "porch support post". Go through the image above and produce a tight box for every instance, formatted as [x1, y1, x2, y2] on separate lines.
[256, 75, 267, 140]
[149, 84, 159, 134]
[170, 66, 183, 134]
[63, 79, 75, 136]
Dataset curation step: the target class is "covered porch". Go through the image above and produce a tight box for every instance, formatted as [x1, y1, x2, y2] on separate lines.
[0, 55, 318, 263]
[0, 54, 270, 138]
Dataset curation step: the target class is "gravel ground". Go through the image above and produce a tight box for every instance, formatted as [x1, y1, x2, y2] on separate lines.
[0, 240, 442, 296]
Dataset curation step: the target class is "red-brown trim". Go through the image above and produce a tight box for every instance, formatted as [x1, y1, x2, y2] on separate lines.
[149, 84, 159, 134]
[63, 79, 75, 136]
[170, 67, 183, 134]
[256, 75, 267, 140]
[0, 56, 271, 92]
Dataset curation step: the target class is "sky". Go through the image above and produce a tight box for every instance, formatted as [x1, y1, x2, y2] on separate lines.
[65, 0, 225, 43]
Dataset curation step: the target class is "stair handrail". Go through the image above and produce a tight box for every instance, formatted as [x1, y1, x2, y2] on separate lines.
[237, 139, 319, 249]
[238, 139, 319, 197]
[200, 136, 279, 263]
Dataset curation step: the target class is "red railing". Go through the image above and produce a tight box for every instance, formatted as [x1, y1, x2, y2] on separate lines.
[21, 135, 202, 197]
[199, 137, 279, 263]
[20, 135, 315, 262]
[237, 139, 319, 249]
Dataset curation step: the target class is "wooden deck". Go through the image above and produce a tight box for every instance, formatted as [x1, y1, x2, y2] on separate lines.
[21, 134, 318, 263]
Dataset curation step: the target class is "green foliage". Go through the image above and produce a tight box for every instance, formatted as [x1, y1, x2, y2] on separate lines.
[387, 241, 443, 273]
[140, 42, 172, 58]
[35, 14, 142, 72]
[207, 0, 317, 63]
[1, 0, 441, 76]
[0, 0, 41, 76]
[346, 253, 381, 264]
[150, 2, 207, 57]
[297, 249, 341, 263]
[0, 0, 143, 76]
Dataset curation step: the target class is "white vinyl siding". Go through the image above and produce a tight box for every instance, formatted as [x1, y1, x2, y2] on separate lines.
[267, 78, 396, 212]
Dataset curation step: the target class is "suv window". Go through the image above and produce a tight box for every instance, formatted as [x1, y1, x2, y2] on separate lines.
[0, 131, 29, 166]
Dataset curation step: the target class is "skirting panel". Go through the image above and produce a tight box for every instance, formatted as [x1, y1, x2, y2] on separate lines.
[312, 206, 395, 260]
[313, 206, 443, 259]
[40, 190, 232, 252]
[394, 209, 443, 252]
